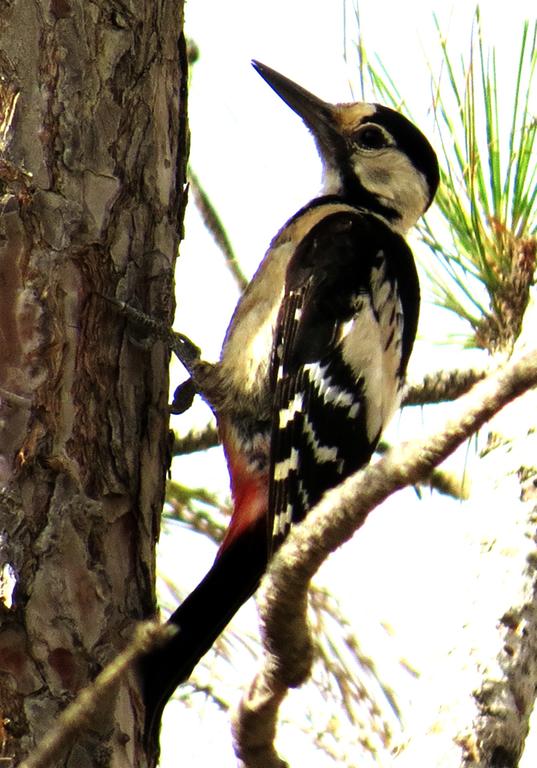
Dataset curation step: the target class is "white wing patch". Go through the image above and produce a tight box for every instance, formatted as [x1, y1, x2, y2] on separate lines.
[273, 447, 299, 481]
[302, 415, 342, 467]
[341, 258, 404, 442]
[274, 503, 293, 538]
[303, 362, 359, 410]
[279, 392, 304, 428]
[272, 481, 310, 539]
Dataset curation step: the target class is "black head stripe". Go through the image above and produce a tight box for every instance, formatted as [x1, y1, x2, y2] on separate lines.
[371, 105, 440, 206]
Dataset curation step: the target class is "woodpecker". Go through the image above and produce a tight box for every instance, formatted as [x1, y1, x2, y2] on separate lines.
[139, 61, 439, 749]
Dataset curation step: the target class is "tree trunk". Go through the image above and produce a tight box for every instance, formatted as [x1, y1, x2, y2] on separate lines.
[0, 2, 187, 765]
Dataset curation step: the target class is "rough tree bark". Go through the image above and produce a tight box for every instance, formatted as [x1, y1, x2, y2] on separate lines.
[0, 2, 187, 765]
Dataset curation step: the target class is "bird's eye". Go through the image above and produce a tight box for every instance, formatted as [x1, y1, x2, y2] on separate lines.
[353, 125, 390, 150]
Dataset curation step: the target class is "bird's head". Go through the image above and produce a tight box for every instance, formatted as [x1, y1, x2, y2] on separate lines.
[252, 61, 439, 234]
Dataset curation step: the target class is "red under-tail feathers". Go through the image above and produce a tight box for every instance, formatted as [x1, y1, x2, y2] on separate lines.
[139, 418, 270, 750]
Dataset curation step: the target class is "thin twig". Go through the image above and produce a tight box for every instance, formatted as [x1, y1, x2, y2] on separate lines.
[165, 485, 228, 545]
[19, 622, 176, 768]
[232, 348, 537, 768]
[0, 386, 31, 409]
[308, 585, 399, 760]
[188, 168, 248, 292]
[173, 424, 219, 455]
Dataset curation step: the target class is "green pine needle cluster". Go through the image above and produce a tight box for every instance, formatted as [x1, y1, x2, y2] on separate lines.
[361, 10, 536, 352]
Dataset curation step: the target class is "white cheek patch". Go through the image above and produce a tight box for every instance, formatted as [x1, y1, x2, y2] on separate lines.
[353, 150, 429, 233]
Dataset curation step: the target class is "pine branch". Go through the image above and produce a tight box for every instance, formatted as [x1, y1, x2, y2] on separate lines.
[402, 366, 488, 406]
[173, 424, 219, 455]
[232, 347, 537, 768]
[376, 440, 469, 500]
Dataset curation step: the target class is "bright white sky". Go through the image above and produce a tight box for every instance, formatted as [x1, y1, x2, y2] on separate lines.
[160, 2, 536, 765]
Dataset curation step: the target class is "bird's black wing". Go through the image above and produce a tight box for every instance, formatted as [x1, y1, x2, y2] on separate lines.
[268, 209, 419, 549]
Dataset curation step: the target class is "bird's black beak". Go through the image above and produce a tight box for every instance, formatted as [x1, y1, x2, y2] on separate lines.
[252, 61, 337, 151]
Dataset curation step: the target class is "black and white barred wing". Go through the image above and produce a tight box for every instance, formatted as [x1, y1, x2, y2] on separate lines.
[268, 210, 419, 550]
